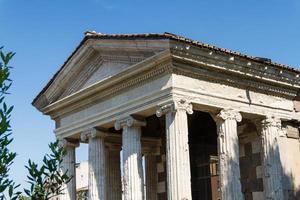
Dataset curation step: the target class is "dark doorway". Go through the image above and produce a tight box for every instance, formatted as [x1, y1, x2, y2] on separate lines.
[188, 111, 219, 200]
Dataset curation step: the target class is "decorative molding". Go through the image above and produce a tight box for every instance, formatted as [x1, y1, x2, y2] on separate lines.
[42, 50, 172, 116]
[156, 98, 193, 117]
[54, 89, 172, 137]
[171, 46, 300, 89]
[50, 62, 172, 118]
[114, 116, 146, 130]
[55, 54, 147, 102]
[172, 62, 298, 99]
[60, 56, 104, 99]
[47, 46, 95, 104]
[101, 54, 145, 64]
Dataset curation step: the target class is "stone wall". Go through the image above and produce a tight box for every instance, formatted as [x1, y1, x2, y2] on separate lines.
[239, 131, 264, 200]
[156, 136, 167, 200]
[278, 123, 300, 200]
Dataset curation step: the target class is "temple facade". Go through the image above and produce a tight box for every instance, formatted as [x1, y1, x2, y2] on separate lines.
[32, 32, 300, 200]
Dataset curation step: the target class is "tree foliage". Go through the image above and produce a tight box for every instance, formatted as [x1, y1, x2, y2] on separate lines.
[0, 47, 20, 200]
[0, 47, 71, 200]
[23, 140, 71, 200]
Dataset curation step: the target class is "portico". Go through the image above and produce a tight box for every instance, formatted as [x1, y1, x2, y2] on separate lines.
[33, 32, 300, 200]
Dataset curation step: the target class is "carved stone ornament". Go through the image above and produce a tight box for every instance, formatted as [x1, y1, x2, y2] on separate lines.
[80, 129, 90, 142]
[261, 115, 281, 129]
[80, 128, 107, 142]
[58, 138, 79, 148]
[217, 108, 242, 122]
[114, 116, 146, 130]
[156, 98, 193, 117]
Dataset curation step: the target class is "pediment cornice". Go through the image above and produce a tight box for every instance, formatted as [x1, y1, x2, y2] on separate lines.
[34, 36, 300, 118]
[42, 50, 173, 117]
[34, 39, 169, 111]
[170, 41, 300, 90]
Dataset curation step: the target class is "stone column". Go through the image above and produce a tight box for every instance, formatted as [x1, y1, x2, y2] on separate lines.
[145, 154, 158, 200]
[156, 99, 193, 200]
[259, 116, 284, 200]
[115, 116, 146, 200]
[59, 139, 78, 200]
[106, 144, 122, 200]
[82, 129, 106, 200]
[215, 108, 243, 200]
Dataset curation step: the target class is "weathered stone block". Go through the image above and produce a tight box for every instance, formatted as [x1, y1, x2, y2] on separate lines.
[256, 165, 263, 179]
[252, 191, 264, 200]
[251, 139, 261, 154]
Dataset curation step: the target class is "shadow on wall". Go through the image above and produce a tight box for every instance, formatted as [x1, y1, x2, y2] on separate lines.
[265, 136, 300, 200]
[236, 121, 300, 200]
[277, 130, 300, 200]
[282, 172, 300, 200]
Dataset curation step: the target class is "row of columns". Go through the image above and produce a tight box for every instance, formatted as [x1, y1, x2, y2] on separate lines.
[59, 99, 284, 200]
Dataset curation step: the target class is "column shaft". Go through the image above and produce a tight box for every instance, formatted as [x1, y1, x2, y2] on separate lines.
[123, 125, 144, 200]
[145, 154, 158, 200]
[106, 147, 122, 200]
[216, 109, 243, 200]
[115, 116, 146, 200]
[260, 117, 284, 200]
[157, 99, 193, 200]
[60, 140, 77, 200]
[88, 130, 106, 200]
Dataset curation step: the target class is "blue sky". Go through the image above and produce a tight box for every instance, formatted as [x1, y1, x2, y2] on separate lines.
[0, 0, 299, 189]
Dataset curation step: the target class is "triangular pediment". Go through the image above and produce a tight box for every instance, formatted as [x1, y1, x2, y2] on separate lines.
[35, 38, 169, 109]
[59, 50, 156, 99]
[33, 32, 300, 115]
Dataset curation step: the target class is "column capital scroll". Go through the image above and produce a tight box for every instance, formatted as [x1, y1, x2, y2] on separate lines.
[156, 98, 193, 117]
[58, 138, 79, 148]
[216, 108, 242, 122]
[80, 128, 107, 142]
[261, 116, 281, 129]
[114, 116, 146, 130]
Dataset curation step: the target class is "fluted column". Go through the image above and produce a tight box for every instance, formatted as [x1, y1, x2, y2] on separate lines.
[215, 108, 243, 200]
[156, 99, 193, 200]
[145, 154, 158, 200]
[82, 129, 106, 200]
[59, 139, 78, 200]
[106, 144, 122, 200]
[259, 116, 284, 200]
[115, 116, 146, 200]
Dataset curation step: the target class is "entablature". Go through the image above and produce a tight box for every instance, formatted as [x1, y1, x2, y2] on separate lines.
[170, 40, 300, 99]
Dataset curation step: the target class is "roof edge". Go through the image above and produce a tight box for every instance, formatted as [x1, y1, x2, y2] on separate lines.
[32, 31, 300, 108]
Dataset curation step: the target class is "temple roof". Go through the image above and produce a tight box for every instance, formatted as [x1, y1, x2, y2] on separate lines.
[32, 31, 300, 106]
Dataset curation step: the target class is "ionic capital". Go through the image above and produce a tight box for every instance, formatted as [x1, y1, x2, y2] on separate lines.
[80, 128, 107, 142]
[261, 116, 281, 129]
[216, 108, 242, 122]
[156, 98, 193, 117]
[59, 138, 79, 148]
[114, 116, 146, 130]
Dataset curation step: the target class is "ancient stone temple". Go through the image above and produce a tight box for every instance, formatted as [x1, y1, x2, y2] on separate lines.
[32, 32, 300, 200]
